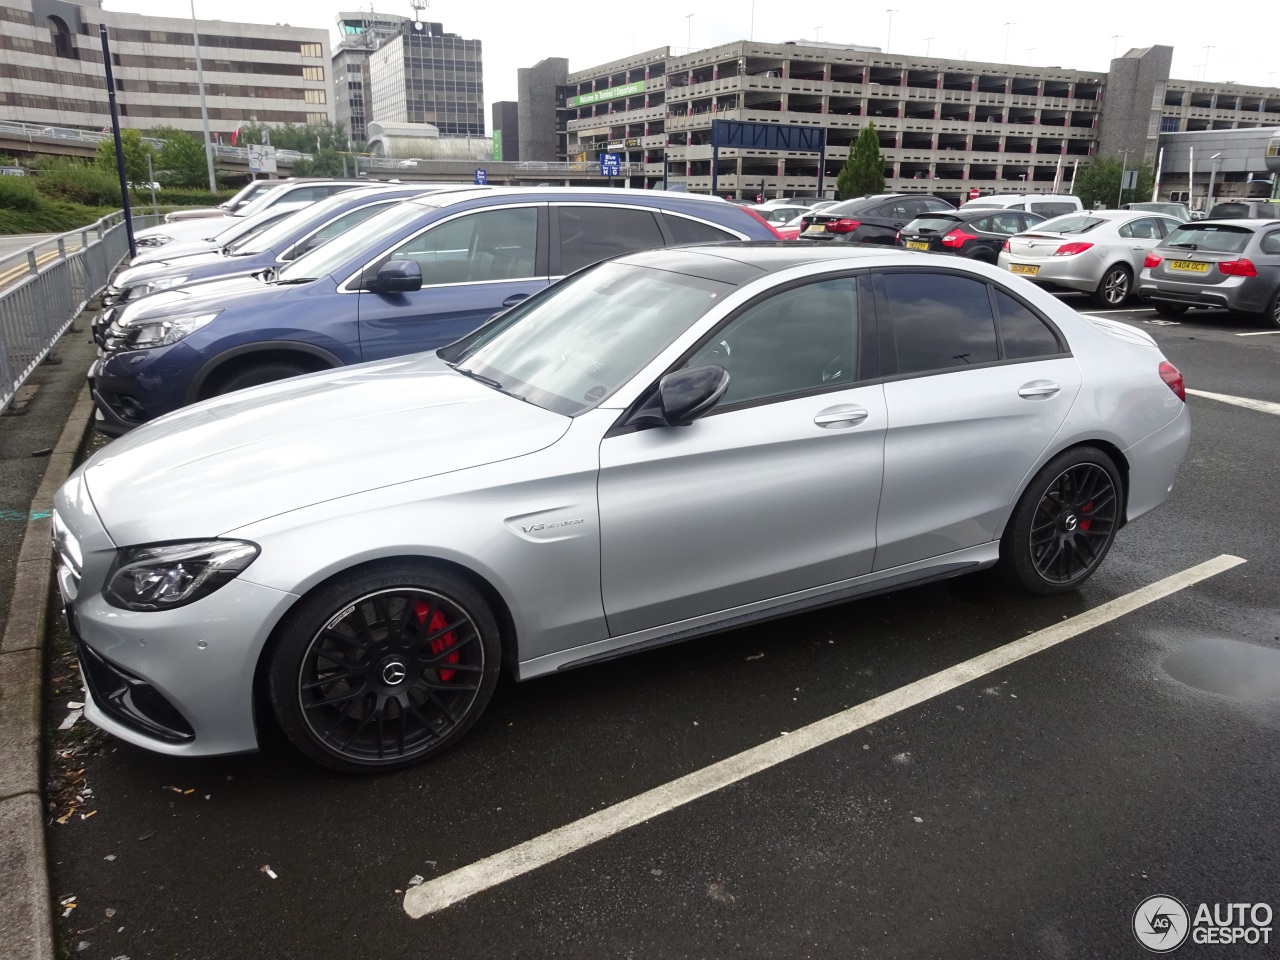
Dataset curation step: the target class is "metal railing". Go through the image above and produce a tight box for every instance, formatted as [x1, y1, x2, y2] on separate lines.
[0, 119, 312, 164]
[0, 211, 162, 413]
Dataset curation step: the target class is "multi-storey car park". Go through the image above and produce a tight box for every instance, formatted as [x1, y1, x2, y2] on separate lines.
[515, 41, 1280, 206]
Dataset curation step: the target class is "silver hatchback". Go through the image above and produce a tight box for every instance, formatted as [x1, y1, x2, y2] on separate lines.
[1137, 219, 1280, 326]
[54, 245, 1191, 772]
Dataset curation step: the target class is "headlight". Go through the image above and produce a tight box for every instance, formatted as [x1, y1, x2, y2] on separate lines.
[116, 311, 220, 349]
[104, 540, 259, 611]
[136, 235, 171, 247]
[137, 275, 189, 295]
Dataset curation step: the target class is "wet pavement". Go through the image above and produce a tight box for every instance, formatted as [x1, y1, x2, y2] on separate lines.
[41, 299, 1280, 959]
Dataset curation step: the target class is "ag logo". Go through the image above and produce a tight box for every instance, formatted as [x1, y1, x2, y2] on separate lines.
[1134, 895, 1190, 953]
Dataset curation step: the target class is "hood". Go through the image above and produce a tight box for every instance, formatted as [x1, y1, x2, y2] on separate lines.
[116, 251, 226, 288]
[82, 353, 570, 545]
[135, 217, 239, 246]
[115, 274, 298, 324]
[131, 239, 222, 266]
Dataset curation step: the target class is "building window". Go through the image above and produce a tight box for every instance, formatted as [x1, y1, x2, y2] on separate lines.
[303, 66, 325, 81]
[300, 42, 323, 58]
[305, 89, 327, 104]
[48, 16, 77, 60]
[1160, 117, 1180, 133]
[306, 112, 328, 124]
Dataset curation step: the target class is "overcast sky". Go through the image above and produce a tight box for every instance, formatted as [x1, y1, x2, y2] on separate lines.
[104, 0, 1279, 132]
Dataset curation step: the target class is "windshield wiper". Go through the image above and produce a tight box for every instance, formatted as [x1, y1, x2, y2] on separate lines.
[271, 276, 315, 285]
[1169, 242, 1198, 250]
[448, 363, 502, 389]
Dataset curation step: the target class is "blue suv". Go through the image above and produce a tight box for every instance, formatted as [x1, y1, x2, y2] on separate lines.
[90, 188, 781, 434]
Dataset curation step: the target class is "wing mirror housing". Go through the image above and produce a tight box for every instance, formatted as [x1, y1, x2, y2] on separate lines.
[365, 258, 422, 293]
[629, 364, 730, 429]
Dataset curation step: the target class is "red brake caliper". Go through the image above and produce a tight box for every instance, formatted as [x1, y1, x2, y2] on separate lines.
[415, 601, 458, 681]
[1079, 502, 1093, 531]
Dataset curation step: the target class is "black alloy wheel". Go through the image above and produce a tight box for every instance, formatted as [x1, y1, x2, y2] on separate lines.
[999, 447, 1122, 595]
[1093, 264, 1132, 307]
[269, 562, 501, 772]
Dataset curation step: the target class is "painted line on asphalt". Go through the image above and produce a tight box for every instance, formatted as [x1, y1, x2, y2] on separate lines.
[1235, 330, 1280, 337]
[1079, 308, 1156, 315]
[1187, 388, 1280, 417]
[403, 554, 1246, 919]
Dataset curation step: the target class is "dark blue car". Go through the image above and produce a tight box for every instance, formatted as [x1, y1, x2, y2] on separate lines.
[90, 188, 781, 434]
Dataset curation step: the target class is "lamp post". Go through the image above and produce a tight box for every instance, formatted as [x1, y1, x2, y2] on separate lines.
[1002, 23, 1016, 63]
[885, 9, 897, 52]
[1207, 152, 1223, 212]
[190, 0, 217, 192]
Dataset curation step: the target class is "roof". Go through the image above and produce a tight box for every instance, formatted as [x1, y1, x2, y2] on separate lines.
[615, 242, 907, 284]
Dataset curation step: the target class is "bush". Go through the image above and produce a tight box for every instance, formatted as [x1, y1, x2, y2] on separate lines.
[32, 161, 123, 207]
[149, 188, 237, 207]
[0, 195, 114, 234]
[0, 175, 42, 212]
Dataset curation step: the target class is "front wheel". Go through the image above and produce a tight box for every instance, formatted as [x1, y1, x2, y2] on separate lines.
[212, 359, 311, 396]
[268, 561, 502, 773]
[998, 447, 1123, 595]
[1092, 264, 1132, 307]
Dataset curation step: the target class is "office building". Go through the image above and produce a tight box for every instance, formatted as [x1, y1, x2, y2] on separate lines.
[367, 20, 483, 137]
[332, 9, 408, 143]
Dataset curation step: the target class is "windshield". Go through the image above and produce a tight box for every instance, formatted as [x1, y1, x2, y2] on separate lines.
[449, 261, 733, 417]
[233, 183, 304, 219]
[1032, 214, 1104, 235]
[226, 191, 377, 256]
[1163, 224, 1253, 253]
[210, 207, 299, 245]
[276, 199, 434, 282]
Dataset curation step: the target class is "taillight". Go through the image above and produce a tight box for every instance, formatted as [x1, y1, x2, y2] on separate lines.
[1144, 252, 1162, 269]
[827, 218, 862, 234]
[1159, 361, 1185, 402]
[1001, 239, 1011, 252]
[1218, 258, 1258, 277]
[1053, 242, 1094, 256]
[941, 229, 978, 249]
[742, 207, 786, 240]
[895, 229, 901, 243]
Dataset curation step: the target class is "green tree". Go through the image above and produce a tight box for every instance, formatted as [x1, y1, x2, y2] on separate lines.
[94, 128, 154, 187]
[151, 126, 209, 187]
[292, 146, 346, 177]
[1070, 156, 1155, 209]
[837, 123, 886, 200]
[238, 119, 350, 153]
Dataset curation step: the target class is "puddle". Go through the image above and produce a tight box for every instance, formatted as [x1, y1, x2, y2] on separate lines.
[1162, 637, 1280, 702]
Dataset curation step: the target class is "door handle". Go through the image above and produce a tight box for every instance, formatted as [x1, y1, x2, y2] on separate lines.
[1018, 380, 1061, 399]
[814, 404, 869, 428]
[501, 293, 530, 307]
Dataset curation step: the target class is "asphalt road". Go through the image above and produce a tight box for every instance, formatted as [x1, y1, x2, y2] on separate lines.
[42, 298, 1280, 959]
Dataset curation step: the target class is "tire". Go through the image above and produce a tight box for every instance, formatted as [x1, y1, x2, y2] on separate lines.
[213, 359, 311, 396]
[267, 560, 502, 773]
[1092, 264, 1132, 308]
[998, 446, 1123, 595]
[1265, 290, 1280, 330]
[1154, 302, 1188, 318]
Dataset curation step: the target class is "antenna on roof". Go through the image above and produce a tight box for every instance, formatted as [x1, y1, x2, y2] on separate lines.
[410, 0, 428, 22]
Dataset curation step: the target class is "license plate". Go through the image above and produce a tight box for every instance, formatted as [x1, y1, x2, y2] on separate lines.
[1010, 264, 1039, 276]
[905, 241, 930, 251]
[803, 225, 828, 235]
[1169, 260, 1210, 273]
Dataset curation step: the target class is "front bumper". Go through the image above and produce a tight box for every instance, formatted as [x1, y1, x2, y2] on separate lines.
[88, 340, 207, 436]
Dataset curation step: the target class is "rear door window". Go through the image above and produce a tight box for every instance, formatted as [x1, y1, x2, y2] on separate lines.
[880, 272, 1000, 375]
[555, 205, 665, 274]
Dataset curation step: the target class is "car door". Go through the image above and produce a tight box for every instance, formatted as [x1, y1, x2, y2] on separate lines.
[357, 203, 549, 360]
[1117, 216, 1169, 273]
[597, 274, 887, 637]
[872, 269, 1082, 571]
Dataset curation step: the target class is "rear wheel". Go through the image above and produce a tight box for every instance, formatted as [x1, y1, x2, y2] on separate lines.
[268, 561, 502, 773]
[1265, 290, 1280, 329]
[998, 446, 1122, 595]
[1154, 302, 1189, 318]
[1092, 264, 1132, 307]
[212, 359, 311, 396]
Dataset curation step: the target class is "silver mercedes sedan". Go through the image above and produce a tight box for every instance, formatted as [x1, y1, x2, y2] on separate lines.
[53, 244, 1190, 772]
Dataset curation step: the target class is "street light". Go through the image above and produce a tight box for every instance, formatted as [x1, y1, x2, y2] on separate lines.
[685, 13, 693, 54]
[924, 36, 934, 57]
[1002, 22, 1016, 63]
[1111, 34, 1122, 59]
[1207, 152, 1223, 211]
[1199, 45, 1214, 81]
[885, 9, 898, 52]
[190, 0, 216, 192]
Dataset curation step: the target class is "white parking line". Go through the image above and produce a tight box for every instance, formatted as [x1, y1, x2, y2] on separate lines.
[1235, 330, 1280, 337]
[1080, 308, 1156, 315]
[403, 554, 1246, 919]
[1187, 389, 1280, 417]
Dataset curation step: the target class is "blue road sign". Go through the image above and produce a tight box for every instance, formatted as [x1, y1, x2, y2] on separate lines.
[474, 168, 488, 185]
[600, 153, 622, 177]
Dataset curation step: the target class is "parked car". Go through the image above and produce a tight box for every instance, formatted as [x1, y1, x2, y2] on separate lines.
[104, 186, 455, 310]
[799, 194, 955, 244]
[897, 208, 1046, 264]
[998, 210, 1183, 306]
[126, 202, 313, 269]
[750, 203, 812, 225]
[1204, 199, 1280, 220]
[162, 179, 280, 222]
[1136, 219, 1280, 325]
[89, 188, 780, 435]
[961, 194, 1084, 219]
[134, 180, 365, 249]
[774, 212, 808, 241]
[1122, 201, 1191, 222]
[54, 243, 1190, 772]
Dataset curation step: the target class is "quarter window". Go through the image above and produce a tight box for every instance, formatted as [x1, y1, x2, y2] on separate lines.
[685, 278, 858, 406]
[993, 290, 1061, 359]
[882, 272, 999, 374]
[389, 208, 538, 285]
[1259, 231, 1280, 255]
[663, 214, 739, 244]
[556, 206, 665, 274]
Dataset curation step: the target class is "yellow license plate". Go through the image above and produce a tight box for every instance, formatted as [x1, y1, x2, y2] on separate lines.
[905, 241, 930, 251]
[1169, 260, 1210, 273]
[804, 226, 828, 235]
[1010, 264, 1039, 276]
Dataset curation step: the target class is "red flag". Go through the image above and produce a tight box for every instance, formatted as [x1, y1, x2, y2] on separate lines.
[231, 126, 241, 146]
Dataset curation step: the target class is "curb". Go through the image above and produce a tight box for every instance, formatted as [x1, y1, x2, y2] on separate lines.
[0, 382, 95, 960]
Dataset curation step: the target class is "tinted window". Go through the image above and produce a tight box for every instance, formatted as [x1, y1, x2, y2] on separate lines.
[882, 272, 999, 374]
[557, 206, 665, 274]
[1163, 224, 1253, 254]
[993, 290, 1061, 359]
[1028, 201, 1077, 218]
[984, 213, 1023, 235]
[920, 197, 954, 213]
[905, 215, 961, 233]
[390, 207, 538, 284]
[685, 278, 858, 406]
[664, 214, 739, 244]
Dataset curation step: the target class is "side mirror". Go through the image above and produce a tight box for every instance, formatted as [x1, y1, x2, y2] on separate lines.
[629, 364, 729, 429]
[366, 258, 422, 293]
